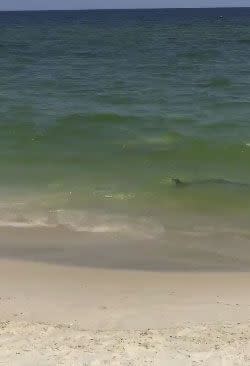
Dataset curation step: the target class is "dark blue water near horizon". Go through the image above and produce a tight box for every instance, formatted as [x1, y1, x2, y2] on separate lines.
[1, 7, 250, 23]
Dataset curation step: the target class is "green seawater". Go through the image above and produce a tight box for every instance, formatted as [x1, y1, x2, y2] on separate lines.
[1, 8, 250, 236]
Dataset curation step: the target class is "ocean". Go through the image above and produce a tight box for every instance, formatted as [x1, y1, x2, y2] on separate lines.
[1, 7, 250, 244]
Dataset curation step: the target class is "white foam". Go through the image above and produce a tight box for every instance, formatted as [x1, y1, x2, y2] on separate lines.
[56, 210, 165, 239]
[0, 208, 165, 239]
[0, 220, 56, 229]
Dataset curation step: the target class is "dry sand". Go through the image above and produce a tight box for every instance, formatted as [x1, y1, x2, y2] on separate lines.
[0, 258, 250, 365]
[1, 320, 250, 365]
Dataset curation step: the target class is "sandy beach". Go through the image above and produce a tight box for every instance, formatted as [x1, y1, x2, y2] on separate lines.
[0, 228, 249, 365]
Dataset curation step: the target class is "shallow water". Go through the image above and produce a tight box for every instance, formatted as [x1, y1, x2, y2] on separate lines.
[1, 8, 250, 240]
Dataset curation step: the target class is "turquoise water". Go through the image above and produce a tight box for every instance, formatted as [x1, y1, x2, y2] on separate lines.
[1, 8, 250, 235]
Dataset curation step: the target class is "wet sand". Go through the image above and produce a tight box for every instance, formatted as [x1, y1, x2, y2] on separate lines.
[0, 226, 250, 271]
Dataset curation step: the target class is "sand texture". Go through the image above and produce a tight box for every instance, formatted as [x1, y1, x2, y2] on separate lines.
[0, 258, 249, 365]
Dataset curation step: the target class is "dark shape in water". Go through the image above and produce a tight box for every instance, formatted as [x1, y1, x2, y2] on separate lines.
[238, 39, 250, 44]
[171, 178, 249, 188]
[172, 178, 189, 187]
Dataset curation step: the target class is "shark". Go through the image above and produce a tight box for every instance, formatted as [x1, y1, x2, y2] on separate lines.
[171, 178, 250, 188]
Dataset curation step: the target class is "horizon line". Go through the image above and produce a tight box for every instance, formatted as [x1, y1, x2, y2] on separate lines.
[0, 6, 250, 12]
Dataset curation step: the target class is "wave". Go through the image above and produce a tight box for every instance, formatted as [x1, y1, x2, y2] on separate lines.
[0, 207, 165, 239]
[55, 112, 142, 127]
